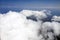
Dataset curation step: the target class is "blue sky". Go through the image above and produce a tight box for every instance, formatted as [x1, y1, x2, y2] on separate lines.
[0, 0, 60, 9]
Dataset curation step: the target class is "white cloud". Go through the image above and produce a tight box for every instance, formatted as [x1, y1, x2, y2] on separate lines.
[21, 10, 51, 20]
[52, 22, 60, 35]
[42, 22, 60, 35]
[51, 15, 60, 22]
[0, 10, 43, 40]
[0, 10, 60, 40]
[41, 22, 60, 40]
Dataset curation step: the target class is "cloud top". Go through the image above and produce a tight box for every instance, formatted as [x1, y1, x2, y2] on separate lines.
[52, 15, 60, 22]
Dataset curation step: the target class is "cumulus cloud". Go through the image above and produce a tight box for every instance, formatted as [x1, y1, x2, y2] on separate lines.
[51, 15, 60, 22]
[0, 10, 60, 40]
[21, 10, 51, 20]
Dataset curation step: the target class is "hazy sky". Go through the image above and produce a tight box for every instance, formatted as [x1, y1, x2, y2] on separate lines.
[0, 0, 60, 9]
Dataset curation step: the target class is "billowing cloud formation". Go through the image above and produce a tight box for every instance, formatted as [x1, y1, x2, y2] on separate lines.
[0, 10, 60, 40]
[21, 10, 51, 20]
[52, 15, 60, 22]
[42, 22, 60, 40]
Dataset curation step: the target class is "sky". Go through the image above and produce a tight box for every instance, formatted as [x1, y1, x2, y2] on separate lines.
[0, 0, 60, 9]
[0, 0, 60, 40]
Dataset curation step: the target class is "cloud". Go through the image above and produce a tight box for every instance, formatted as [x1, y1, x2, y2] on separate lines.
[0, 10, 60, 40]
[0, 10, 43, 40]
[42, 22, 60, 35]
[51, 15, 60, 22]
[39, 21, 60, 40]
[21, 10, 51, 20]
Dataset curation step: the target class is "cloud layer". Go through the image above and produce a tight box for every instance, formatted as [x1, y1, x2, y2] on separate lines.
[0, 10, 60, 40]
